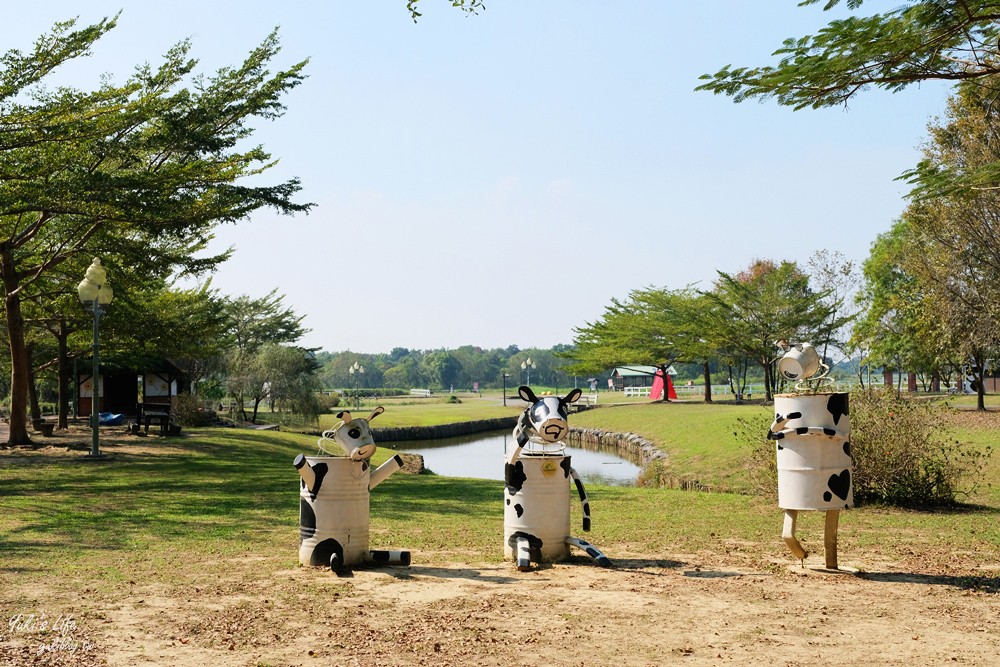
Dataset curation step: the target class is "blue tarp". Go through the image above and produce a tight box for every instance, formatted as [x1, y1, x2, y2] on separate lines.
[98, 412, 124, 426]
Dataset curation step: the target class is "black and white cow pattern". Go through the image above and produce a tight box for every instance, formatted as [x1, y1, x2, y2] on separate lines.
[325, 406, 384, 460]
[295, 406, 410, 571]
[504, 386, 612, 571]
[770, 392, 853, 510]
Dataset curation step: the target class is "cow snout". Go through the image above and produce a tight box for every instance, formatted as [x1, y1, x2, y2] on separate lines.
[540, 419, 567, 442]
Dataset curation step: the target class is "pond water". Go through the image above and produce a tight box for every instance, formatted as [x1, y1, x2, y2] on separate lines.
[390, 430, 643, 486]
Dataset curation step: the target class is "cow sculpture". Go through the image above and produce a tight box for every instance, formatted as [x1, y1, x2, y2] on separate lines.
[295, 406, 410, 571]
[504, 386, 612, 571]
[769, 341, 852, 570]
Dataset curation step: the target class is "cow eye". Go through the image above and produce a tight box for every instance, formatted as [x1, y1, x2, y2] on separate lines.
[348, 428, 361, 439]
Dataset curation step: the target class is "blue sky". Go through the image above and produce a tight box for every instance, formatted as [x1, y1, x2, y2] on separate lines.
[4, 1, 951, 353]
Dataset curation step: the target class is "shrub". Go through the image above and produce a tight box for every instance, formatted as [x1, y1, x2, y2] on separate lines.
[446, 395, 462, 404]
[849, 388, 991, 506]
[171, 395, 214, 427]
[317, 393, 341, 412]
[738, 388, 992, 508]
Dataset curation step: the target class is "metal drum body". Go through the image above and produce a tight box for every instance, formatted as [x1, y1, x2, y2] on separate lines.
[299, 456, 371, 567]
[774, 393, 853, 511]
[503, 454, 572, 563]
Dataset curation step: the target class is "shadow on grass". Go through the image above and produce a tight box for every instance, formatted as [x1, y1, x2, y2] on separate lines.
[855, 571, 1000, 593]
[0, 430, 502, 555]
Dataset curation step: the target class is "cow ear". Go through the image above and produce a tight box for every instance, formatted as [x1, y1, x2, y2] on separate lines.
[518, 386, 538, 403]
[368, 406, 385, 421]
[336, 410, 353, 424]
[563, 388, 583, 404]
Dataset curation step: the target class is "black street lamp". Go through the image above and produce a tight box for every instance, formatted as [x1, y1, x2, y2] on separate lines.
[502, 373, 510, 406]
[77, 258, 113, 458]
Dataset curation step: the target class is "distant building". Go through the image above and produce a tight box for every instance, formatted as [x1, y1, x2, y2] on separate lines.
[77, 359, 186, 416]
[610, 365, 676, 391]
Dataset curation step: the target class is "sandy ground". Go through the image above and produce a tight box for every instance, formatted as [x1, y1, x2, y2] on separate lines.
[3, 546, 999, 667]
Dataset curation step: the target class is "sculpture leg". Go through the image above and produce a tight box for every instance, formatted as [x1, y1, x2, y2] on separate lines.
[369, 550, 411, 567]
[782, 509, 807, 562]
[566, 537, 612, 568]
[824, 510, 840, 570]
[515, 536, 532, 572]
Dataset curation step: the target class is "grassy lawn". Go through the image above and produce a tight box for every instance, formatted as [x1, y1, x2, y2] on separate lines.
[2, 421, 999, 589]
[572, 400, 769, 492]
[316, 392, 524, 429]
[2, 394, 998, 582]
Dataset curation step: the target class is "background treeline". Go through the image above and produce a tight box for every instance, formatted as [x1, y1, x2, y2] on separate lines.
[315, 345, 733, 394]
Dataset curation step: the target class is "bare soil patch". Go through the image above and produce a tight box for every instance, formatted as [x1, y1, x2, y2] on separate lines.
[4, 542, 999, 666]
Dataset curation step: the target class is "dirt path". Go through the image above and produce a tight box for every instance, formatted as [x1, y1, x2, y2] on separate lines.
[4, 548, 999, 667]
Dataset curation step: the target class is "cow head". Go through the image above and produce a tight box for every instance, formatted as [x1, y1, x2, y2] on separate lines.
[518, 386, 582, 443]
[333, 406, 385, 461]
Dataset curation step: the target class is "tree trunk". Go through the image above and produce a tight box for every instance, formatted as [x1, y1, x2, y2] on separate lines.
[972, 349, 987, 412]
[702, 362, 712, 403]
[27, 342, 41, 427]
[3, 255, 33, 446]
[56, 322, 70, 429]
[763, 359, 774, 402]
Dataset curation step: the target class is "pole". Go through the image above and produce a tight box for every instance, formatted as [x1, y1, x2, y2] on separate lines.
[90, 301, 101, 457]
[503, 374, 507, 406]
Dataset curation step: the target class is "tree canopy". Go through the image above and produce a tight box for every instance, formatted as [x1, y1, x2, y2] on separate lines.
[697, 1, 1000, 110]
[0, 17, 310, 444]
[697, 1, 1000, 192]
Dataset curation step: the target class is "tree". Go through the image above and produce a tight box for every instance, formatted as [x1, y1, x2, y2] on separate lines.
[568, 287, 696, 402]
[895, 85, 1000, 408]
[224, 290, 309, 357]
[422, 350, 463, 391]
[698, 1, 1000, 109]
[257, 344, 322, 418]
[407, 0, 485, 21]
[0, 18, 310, 445]
[696, 1, 1000, 192]
[806, 250, 865, 384]
[704, 260, 843, 402]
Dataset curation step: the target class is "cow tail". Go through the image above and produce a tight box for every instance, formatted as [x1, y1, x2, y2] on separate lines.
[566, 536, 612, 568]
[569, 467, 591, 532]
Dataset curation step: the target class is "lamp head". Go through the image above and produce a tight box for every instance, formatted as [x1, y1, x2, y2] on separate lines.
[78, 258, 113, 306]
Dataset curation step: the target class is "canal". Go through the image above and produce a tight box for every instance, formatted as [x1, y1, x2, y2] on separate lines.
[390, 430, 643, 486]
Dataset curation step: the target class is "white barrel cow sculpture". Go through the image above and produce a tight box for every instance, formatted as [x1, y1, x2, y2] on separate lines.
[504, 386, 612, 571]
[769, 341, 852, 569]
[295, 406, 411, 571]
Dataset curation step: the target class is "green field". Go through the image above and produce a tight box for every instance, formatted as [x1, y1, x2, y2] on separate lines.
[3, 396, 999, 585]
[2, 419, 999, 587]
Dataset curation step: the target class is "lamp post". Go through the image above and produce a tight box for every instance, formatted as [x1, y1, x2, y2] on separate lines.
[349, 362, 365, 409]
[502, 372, 510, 406]
[521, 357, 536, 386]
[77, 258, 113, 458]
